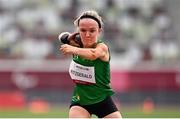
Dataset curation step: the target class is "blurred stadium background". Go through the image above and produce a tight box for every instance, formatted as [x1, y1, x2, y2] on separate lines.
[0, 0, 180, 118]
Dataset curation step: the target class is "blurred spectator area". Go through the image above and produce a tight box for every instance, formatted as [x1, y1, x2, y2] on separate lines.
[0, 0, 180, 68]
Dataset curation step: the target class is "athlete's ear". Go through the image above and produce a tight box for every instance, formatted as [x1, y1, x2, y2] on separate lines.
[98, 28, 102, 33]
[76, 27, 80, 33]
[98, 28, 103, 35]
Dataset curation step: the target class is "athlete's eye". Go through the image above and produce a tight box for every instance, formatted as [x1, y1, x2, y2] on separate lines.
[80, 29, 86, 32]
[90, 30, 96, 33]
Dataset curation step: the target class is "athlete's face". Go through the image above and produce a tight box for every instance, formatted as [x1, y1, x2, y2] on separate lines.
[78, 18, 101, 48]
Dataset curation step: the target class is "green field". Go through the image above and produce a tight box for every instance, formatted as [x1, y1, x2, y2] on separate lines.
[0, 105, 180, 118]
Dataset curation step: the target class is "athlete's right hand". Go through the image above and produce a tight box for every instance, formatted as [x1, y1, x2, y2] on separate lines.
[60, 44, 77, 55]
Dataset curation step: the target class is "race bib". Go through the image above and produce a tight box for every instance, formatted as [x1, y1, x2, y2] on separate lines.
[69, 60, 96, 84]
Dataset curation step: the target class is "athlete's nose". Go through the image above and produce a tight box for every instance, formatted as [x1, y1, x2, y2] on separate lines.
[85, 32, 90, 37]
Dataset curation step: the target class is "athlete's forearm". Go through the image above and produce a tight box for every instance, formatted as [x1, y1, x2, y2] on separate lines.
[73, 47, 102, 60]
[60, 44, 106, 60]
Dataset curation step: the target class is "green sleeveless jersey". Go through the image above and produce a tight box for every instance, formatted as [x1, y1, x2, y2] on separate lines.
[70, 45, 114, 105]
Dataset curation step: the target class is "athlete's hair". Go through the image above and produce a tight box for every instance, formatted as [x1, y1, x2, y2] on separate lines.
[74, 10, 103, 28]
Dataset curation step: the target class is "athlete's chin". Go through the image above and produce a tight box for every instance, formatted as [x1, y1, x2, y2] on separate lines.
[84, 43, 94, 48]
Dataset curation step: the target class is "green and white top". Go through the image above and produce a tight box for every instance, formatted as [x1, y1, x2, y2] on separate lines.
[69, 43, 114, 105]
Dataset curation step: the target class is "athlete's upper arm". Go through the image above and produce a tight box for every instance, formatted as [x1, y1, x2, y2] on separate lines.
[91, 43, 109, 61]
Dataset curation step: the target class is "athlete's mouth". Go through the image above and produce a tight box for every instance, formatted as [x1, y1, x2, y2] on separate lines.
[85, 38, 91, 40]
